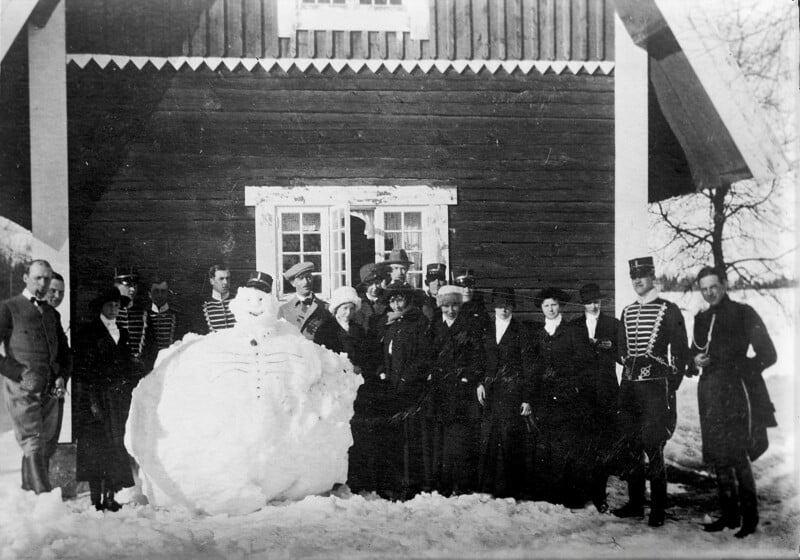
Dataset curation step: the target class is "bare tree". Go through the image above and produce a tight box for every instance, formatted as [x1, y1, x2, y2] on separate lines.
[650, 0, 796, 286]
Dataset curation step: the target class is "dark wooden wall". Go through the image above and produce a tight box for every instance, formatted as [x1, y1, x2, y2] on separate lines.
[67, 64, 614, 326]
[66, 0, 614, 61]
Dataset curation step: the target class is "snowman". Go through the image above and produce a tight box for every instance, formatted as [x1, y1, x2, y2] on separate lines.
[125, 272, 362, 515]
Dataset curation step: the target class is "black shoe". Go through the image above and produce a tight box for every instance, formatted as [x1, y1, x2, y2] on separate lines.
[594, 501, 609, 514]
[703, 516, 741, 532]
[648, 508, 665, 527]
[613, 502, 644, 518]
[734, 523, 757, 539]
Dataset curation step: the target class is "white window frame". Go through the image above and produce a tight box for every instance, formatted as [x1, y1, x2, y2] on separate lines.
[245, 185, 457, 300]
[277, 0, 430, 41]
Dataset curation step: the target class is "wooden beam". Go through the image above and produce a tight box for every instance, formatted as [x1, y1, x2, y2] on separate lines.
[1, 0, 38, 63]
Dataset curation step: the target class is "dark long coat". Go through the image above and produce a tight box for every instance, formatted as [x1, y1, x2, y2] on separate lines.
[692, 295, 777, 465]
[478, 317, 534, 498]
[73, 318, 137, 490]
[529, 319, 595, 505]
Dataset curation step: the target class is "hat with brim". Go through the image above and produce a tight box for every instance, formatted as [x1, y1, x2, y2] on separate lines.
[384, 249, 413, 268]
[436, 284, 463, 307]
[534, 287, 570, 308]
[578, 283, 603, 304]
[113, 266, 138, 286]
[91, 287, 130, 313]
[283, 261, 315, 282]
[246, 271, 273, 293]
[379, 280, 416, 304]
[491, 287, 516, 308]
[357, 263, 378, 288]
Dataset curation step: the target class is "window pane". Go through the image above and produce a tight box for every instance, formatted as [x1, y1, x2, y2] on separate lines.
[409, 251, 422, 270]
[408, 272, 421, 289]
[340, 253, 347, 269]
[340, 231, 346, 247]
[403, 232, 421, 251]
[303, 234, 321, 253]
[404, 212, 421, 229]
[384, 212, 401, 231]
[308, 254, 322, 271]
[389, 0, 402, 4]
[282, 213, 300, 232]
[302, 213, 321, 232]
[384, 232, 400, 252]
[282, 234, 301, 253]
[374, 0, 387, 4]
[312, 275, 322, 294]
[283, 254, 300, 271]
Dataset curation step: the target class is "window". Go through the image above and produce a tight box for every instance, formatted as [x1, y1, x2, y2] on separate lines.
[245, 186, 456, 300]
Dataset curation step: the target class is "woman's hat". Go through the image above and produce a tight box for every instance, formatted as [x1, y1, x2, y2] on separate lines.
[90, 287, 130, 312]
[491, 287, 516, 308]
[534, 287, 570, 308]
[380, 280, 415, 304]
[384, 248, 413, 268]
[578, 283, 603, 304]
[436, 284, 463, 307]
[329, 286, 362, 313]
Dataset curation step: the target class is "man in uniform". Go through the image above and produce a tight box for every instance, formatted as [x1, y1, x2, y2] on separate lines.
[690, 266, 776, 538]
[144, 277, 184, 364]
[114, 267, 148, 367]
[422, 263, 447, 322]
[202, 264, 236, 333]
[614, 256, 689, 527]
[452, 268, 490, 335]
[278, 262, 331, 341]
[0, 259, 71, 493]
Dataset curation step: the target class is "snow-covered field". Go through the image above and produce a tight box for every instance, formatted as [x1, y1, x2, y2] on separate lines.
[0, 289, 797, 559]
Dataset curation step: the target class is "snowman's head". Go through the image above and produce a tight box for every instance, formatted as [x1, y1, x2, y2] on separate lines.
[229, 286, 280, 330]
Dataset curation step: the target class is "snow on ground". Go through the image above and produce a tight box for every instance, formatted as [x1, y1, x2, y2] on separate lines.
[0, 289, 797, 559]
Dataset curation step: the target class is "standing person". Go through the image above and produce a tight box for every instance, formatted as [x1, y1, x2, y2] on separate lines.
[421, 263, 447, 323]
[74, 288, 137, 511]
[383, 248, 413, 284]
[278, 262, 331, 341]
[477, 288, 533, 499]
[353, 263, 387, 335]
[44, 271, 73, 470]
[143, 277, 184, 366]
[313, 286, 372, 493]
[0, 259, 71, 493]
[529, 287, 594, 507]
[691, 266, 777, 538]
[568, 283, 620, 513]
[373, 280, 430, 499]
[428, 285, 483, 495]
[452, 269, 491, 335]
[113, 268, 148, 366]
[614, 256, 689, 527]
[202, 264, 236, 333]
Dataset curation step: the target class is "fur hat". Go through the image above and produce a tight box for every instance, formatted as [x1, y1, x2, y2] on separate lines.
[329, 286, 362, 313]
[436, 284, 463, 307]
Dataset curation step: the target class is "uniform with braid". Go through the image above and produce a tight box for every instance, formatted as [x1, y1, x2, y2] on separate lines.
[202, 296, 236, 333]
[614, 289, 688, 523]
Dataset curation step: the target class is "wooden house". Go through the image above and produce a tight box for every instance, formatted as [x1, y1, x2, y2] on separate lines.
[1, 0, 786, 331]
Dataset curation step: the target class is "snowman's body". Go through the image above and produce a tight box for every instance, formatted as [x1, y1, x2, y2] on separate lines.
[125, 287, 362, 515]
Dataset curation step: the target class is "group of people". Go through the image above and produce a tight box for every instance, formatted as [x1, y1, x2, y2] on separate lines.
[0, 252, 777, 539]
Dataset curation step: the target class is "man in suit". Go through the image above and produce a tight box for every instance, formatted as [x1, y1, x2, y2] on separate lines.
[0, 259, 71, 493]
[568, 282, 620, 513]
[44, 271, 73, 470]
[278, 262, 331, 341]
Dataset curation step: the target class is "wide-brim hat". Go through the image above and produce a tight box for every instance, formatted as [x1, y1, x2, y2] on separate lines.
[491, 287, 516, 308]
[436, 284, 463, 307]
[379, 280, 416, 304]
[357, 263, 378, 288]
[329, 286, 362, 313]
[628, 256, 655, 278]
[384, 248, 413, 267]
[534, 287, 570, 308]
[90, 287, 130, 313]
[283, 261, 315, 282]
[578, 283, 603, 304]
[246, 271, 273, 293]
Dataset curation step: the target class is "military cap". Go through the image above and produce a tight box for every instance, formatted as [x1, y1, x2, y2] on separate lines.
[425, 263, 447, 283]
[113, 266, 139, 286]
[452, 268, 476, 288]
[246, 271, 273, 293]
[628, 256, 655, 278]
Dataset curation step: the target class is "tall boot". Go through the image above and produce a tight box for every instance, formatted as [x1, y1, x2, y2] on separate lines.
[21, 456, 32, 492]
[648, 478, 667, 527]
[735, 461, 759, 538]
[705, 466, 741, 532]
[90, 480, 104, 511]
[614, 472, 645, 518]
[24, 452, 52, 494]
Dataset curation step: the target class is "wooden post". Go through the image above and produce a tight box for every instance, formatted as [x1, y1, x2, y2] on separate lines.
[28, 0, 71, 440]
[614, 11, 648, 313]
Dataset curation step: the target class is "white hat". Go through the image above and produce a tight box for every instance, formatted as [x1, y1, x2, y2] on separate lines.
[436, 284, 463, 307]
[329, 286, 361, 313]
